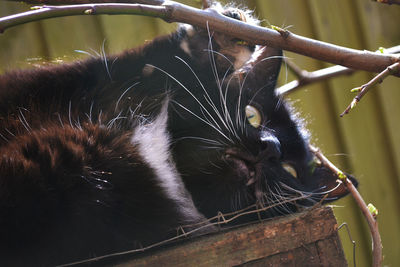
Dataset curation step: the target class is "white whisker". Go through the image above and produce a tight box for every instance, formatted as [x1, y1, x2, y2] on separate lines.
[107, 111, 127, 129]
[17, 108, 32, 133]
[115, 82, 140, 112]
[174, 136, 225, 147]
[203, 47, 239, 141]
[101, 39, 112, 81]
[147, 64, 224, 132]
[68, 101, 73, 128]
[55, 113, 64, 128]
[0, 132, 9, 142]
[172, 100, 232, 143]
[86, 102, 94, 123]
[173, 56, 224, 132]
[5, 128, 15, 137]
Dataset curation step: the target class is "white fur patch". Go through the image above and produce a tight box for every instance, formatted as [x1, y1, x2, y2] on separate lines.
[180, 39, 192, 56]
[180, 24, 195, 37]
[131, 99, 202, 219]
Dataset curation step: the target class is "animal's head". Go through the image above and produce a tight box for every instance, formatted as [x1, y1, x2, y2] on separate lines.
[167, 6, 357, 219]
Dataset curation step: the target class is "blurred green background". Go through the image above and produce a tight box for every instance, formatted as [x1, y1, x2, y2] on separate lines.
[1, 0, 399, 266]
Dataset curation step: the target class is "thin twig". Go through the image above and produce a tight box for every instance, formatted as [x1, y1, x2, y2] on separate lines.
[277, 45, 400, 96]
[338, 223, 357, 267]
[373, 0, 400, 6]
[277, 64, 354, 96]
[0, 1, 399, 76]
[309, 145, 382, 267]
[340, 62, 400, 117]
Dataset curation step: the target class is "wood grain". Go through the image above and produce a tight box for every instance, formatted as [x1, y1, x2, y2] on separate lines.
[111, 207, 346, 267]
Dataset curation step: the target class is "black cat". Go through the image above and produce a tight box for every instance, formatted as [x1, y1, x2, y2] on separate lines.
[0, 4, 356, 266]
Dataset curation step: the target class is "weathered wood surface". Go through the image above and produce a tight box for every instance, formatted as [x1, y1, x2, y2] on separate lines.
[111, 207, 346, 267]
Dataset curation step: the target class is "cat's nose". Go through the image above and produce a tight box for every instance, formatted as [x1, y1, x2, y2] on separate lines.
[259, 131, 281, 161]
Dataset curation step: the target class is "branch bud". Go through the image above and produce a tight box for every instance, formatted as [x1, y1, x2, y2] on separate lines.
[350, 87, 362, 93]
[368, 203, 379, 219]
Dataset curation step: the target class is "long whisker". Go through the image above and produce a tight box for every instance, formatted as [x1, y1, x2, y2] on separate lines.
[239, 55, 287, 93]
[147, 64, 224, 132]
[101, 39, 112, 81]
[17, 108, 32, 133]
[173, 56, 226, 132]
[0, 132, 9, 142]
[174, 136, 226, 147]
[5, 128, 15, 137]
[115, 82, 140, 112]
[204, 26, 240, 140]
[206, 22, 221, 90]
[171, 100, 232, 143]
[204, 26, 237, 137]
[107, 112, 127, 129]
[202, 47, 240, 140]
[68, 101, 73, 128]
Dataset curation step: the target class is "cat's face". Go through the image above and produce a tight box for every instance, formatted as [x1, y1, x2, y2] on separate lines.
[167, 7, 355, 219]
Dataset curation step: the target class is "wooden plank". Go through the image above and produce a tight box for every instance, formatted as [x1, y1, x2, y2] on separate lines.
[241, 235, 347, 267]
[110, 207, 345, 266]
[240, 243, 321, 267]
[308, 0, 400, 266]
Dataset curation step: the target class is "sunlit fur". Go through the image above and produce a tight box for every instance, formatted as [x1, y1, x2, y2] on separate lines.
[0, 3, 356, 266]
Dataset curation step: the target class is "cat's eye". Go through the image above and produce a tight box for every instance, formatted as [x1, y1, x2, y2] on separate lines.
[236, 40, 249, 46]
[245, 105, 262, 128]
[282, 163, 298, 178]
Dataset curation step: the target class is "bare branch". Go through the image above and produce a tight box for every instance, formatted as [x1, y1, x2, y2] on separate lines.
[277, 45, 400, 95]
[309, 145, 383, 267]
[0, 1, 399, 76]
[0, 4, 171, 32]
[373, 0, 400, 6]
[277, 64, 354, 96]
[5, 0, 165, 4]
[340, 62, 400, 117]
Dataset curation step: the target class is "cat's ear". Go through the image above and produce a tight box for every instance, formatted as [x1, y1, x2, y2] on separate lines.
[238, 46, 283, 92]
